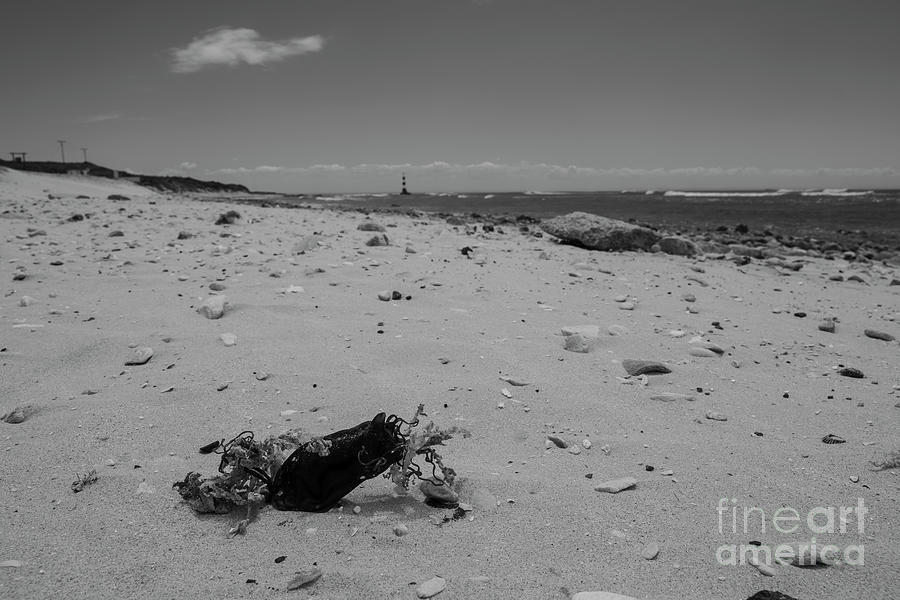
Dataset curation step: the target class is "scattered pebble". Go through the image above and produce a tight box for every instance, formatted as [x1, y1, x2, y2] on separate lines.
[594, 476, 637, 493]
[393, 523, 409, 536]
[622, 359, 671, 376]
[864, 329, 895, 342]
[839, 367, 865, 378]
[286, 566, 322, 590]
[705, 411, 728, 421]
[197, 295, 228, 319]
[420, 480, 459, 506]
[641, 542, 660, 560]
[124, 346, 154, 366]
[219, 333, 237, 347]
[416, 576, 446, 598]
[818, 319, 836, 333]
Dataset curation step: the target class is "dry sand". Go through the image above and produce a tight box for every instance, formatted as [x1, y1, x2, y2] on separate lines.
[1, 167, 898, 600]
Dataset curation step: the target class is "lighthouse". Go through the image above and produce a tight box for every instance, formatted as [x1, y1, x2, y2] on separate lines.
[401, 172, 410, 195]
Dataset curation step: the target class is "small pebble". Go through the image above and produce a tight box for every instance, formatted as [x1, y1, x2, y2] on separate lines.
[594, 476, 637, 493]
[641, 542, 660, 560]
[124, 346, 154, 366]
[286, 566, 322, 590]
[416, 576, 446, 598]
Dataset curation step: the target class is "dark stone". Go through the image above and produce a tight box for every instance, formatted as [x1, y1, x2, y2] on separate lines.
[364, 233, 389, 247]
[357, 221, 386, 232]
[839, 367, 865, 378]
[622, 359, 672, 376]
[746, 592, 800, 600]
[107, 194, 130, 201]
[215, 210, 241, 225]
[540, 212, 661, 252]
[659, 236, 698, 256]
[864, 329, 895, 342]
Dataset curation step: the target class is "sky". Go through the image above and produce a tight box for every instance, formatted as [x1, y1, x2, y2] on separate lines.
[2, 0, 899, 193]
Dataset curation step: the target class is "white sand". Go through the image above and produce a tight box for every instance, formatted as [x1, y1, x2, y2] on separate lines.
[1, 168, 898, 600]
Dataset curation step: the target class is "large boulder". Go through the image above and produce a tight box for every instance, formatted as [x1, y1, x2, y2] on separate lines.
[658, 236, 698, 256]
[541, 212, 660, 251]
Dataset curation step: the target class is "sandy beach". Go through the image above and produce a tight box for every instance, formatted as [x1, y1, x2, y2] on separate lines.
[1, 168, 898, 600]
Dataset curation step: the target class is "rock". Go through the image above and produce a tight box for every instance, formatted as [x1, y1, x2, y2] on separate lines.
[197, 296, 228, 319]
[682, 293, 696, 302]
[564, 333, 597, 353]
[420, 481, 459, 507]
[286, 566, 322, 590]
[365, 233, 389, 247]
[357, 221, 386, 232]
[622, 359, 671, 376]
[291, 235, 320, 254]
[219, 333, 237, 346]
[18, 295, 35, 307]
[705, 411, 728, 421]
[864, 329, 895, 342]
[393, 523, 409, 536]
[177, 231, 193, 240]
[124, 346, 154, 365]
[839, 367, 865, 378]
[377, 290, 391, 301]
[561, 325, 600, 338]
[688, 346, 718, 358]
[745, 592, 800, 600]
[1, 405, 38, 424]
[209, 281, 226, 291]
[618, 301, 635, 310]
[659, 236, 698, 256]
[417, 576, 446, 598]
[0, 560, 23, 568]
[818, 319, 836, 333]
[215, 210, 240, 225]
[649, 393, 695, 402]
[572, 591, 639, 600]
[540, 212, 661, 252]
[547, 435, 568, 448]
[594, 476, 637, 493]
[641, 542, 660, 560]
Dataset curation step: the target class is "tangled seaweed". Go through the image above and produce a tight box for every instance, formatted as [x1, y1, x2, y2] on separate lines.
[871, 449, 900, 472]
[173, 405, 462, 514]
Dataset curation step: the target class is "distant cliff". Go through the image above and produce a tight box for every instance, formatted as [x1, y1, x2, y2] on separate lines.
[0, 160, 250, 194]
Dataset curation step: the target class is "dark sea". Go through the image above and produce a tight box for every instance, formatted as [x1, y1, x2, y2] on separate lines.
[278, 189, 900, 247]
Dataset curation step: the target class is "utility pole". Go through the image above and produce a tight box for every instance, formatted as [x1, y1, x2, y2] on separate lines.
[81, 147, 88, 163]
[58, 140, 67, 163]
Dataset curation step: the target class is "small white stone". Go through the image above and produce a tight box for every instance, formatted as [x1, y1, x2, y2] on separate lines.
[219, 333, 237, 346]
[416, 576, 446, 598]
[581, 439, 592, 449]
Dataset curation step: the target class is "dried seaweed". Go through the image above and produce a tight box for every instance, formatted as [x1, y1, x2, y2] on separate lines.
[871, 449, 900, 471]
[174, 407, 460, 514]
[71, 469, 99, 493]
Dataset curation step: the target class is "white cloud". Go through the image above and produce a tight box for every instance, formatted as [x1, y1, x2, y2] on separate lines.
[179, 162, 197, 170]
[171, 27, 324, 73]
[80, 113, 122, 123]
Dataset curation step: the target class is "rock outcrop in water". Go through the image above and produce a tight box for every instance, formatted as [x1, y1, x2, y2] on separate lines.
[541, 212, 660, 252]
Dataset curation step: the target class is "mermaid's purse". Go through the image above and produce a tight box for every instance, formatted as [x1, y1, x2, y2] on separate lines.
[266, 412, 406, 512]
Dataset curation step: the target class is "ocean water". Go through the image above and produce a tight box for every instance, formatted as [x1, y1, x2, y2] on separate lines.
[284, 189, 900, 245]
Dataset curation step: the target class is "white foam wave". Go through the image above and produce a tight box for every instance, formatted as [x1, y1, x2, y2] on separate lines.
[664, 190, 789, 198]
[801, 189, 872, 197]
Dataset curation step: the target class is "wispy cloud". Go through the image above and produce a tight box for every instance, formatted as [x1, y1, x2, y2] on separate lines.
[171, 27, 324, 73]
[79, 113, 122, 124]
